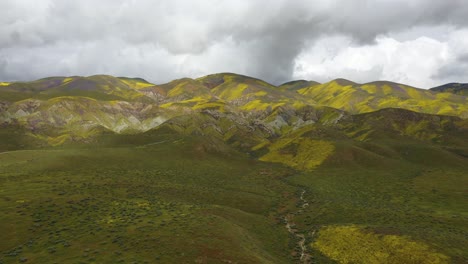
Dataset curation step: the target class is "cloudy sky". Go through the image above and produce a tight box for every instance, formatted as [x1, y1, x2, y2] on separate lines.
[1, 0, 468, 88]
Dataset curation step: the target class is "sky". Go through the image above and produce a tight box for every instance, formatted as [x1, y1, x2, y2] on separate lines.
[1, 0, 468, 88]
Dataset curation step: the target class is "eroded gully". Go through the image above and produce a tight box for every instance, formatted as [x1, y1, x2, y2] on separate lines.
[284, 190, 313, 263]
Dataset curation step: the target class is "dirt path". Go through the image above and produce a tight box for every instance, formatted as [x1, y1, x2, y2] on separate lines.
[284, 189, 312, 263]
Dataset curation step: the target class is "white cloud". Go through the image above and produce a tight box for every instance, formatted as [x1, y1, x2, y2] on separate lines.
[1, 0, 468, 87]
[293, 29, 468, 88]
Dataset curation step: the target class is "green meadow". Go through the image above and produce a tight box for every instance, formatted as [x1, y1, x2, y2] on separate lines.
[0, 138, 297, 263]
[1, 133, 467, 263]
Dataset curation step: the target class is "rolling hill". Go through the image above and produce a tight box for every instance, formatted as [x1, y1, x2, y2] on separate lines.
[430, 82, 468, 96]
[2, 73, 466, 146]
[297, 79, 468, 118]
[0, 73, 467, 263]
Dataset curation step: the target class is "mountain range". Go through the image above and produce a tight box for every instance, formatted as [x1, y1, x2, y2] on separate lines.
[0, 73, 467, 263]
[1, 73, 467, 149]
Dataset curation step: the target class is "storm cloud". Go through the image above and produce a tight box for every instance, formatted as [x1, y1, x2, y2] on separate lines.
[1, 0, 468, 87]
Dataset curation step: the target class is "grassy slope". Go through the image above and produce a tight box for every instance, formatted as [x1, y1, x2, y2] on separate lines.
[197, 73, 315, 112]
[430, 83, 468, 96]
[286, 138, 468, 263]
[298, 79, 468, 118]
[0, 109, 467, 263]
[246, 108, 468, 263]
[2, 74, 467, 147]
[2, 74, 467, 119]
[277, 80, 320, 92]
[0, 134, 300, 263]
[0, 75, 154, 102]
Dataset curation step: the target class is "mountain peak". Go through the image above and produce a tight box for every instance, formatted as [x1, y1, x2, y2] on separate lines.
[277, 80, 320, 91]
[330, 78, 357, 86]
[118, 77, 151, 84]
[197, 72, 276, 89]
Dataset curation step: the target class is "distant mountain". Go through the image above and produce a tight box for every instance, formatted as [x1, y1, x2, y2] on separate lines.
[297, 79, 468, 118]
[0, 73, 467, 147]
[430, 82, 468, 96]
[277, 80, 320, 91]
[0, 75, 155, 102]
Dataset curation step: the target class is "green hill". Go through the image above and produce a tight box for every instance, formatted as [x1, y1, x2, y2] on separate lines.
[298, 79, 468, 118]
[0, 75, 154, 102]
[277, 80, 320, 92]
[430, 83, 468, 96]
[0, 73, 467, 263]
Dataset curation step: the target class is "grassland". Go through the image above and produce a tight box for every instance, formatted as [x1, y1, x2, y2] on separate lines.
[0, 137, 301, 263]
[0, 127, 467, 263]
[287, 140, 468, 263]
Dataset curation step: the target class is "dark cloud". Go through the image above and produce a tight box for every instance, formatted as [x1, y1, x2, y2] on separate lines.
[433, 52, 468, 83]
[0, 58, 7, 75]
[1, 0, 468, 86]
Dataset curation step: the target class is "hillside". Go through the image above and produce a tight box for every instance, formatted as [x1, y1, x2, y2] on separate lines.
[430, 83, 468, 96]
[0, 75, 155, 102]
[297, 79, 468, 118]
[0, 73, 467, 263]
[1, 73, 467, 147]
